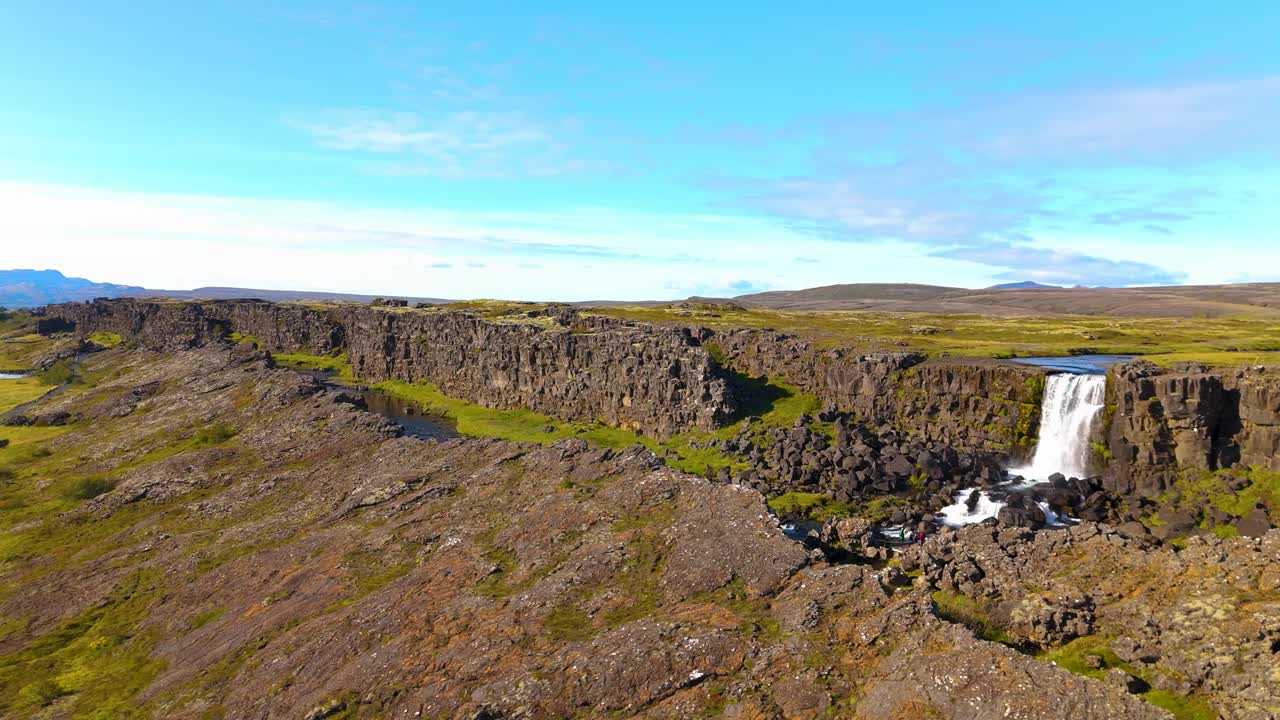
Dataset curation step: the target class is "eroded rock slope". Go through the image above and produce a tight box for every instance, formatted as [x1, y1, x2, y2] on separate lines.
[0, 345, 1219, 719]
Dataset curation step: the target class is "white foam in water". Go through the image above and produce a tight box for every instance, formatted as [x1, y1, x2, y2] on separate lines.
[0, 373, 27, 380]
[939, 490, 1005, 527]
[939, 372, 1106, 527]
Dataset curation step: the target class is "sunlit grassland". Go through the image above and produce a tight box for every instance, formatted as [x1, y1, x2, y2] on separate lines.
[270, 352, 357, 382]
[0, 376, 53, 414]
[591, 306, 1280, 366]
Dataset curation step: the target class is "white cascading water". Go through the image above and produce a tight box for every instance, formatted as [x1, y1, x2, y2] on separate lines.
[1008, 373, 1106, 481]
[939, 372, 1106, 526]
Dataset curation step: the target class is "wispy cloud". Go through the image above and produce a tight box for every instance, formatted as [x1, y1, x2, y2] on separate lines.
[709, 75, 1280, 284]
[292, 109, 581, 178]
[966, 76, 1280, 162]
[933, 242, 1186, 286]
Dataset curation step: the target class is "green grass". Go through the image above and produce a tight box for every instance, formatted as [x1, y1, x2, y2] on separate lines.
[271, 352, 357, 382]
[36, 359, 79, 387]
[0, 376, 55, 414]
[333, 549, 417, 608]
[767, 491, 907, 524]
[768, 491, 849, 521]
[1041, 635, 1219, 720]
[1153, 467, 1280, 527]
[0, 569, 165, 718]
[0, 427, 69, 471]
[85, 332, 123, 349]
[1039, 634, 1126, 680]
[188, 606, 226, 631]
[543, 605, 594, 642]
[930, 590, 1012, 645]
[593, 306, 1280, 365]
[1142, 690, 1218, 720]
[226, 332, 261, 349]
[374, 379, 640, 447]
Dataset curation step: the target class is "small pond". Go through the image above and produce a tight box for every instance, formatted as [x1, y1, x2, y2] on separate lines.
[304, 370, 459, 441]
[344, 385, 460, 441]
[1011, 354, 1135, 374]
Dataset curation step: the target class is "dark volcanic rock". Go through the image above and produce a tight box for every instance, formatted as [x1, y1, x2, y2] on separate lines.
[0, 344, 1203, 720]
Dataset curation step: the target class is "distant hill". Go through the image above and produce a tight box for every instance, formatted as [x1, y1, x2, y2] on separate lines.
[0, 269, 448, 308]
[986, 281, 1061, 290]
[728, 281, 1280, 318]
[0, 269, 146, 307]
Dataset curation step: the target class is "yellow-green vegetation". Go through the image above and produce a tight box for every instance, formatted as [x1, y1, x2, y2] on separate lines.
[768, 491, 850, 521]
[0, 422, 239, 580]
[375, 379, 641, 447]
[1151, 467, 1280, 526]
[691, 577, 783, 641]
[593, 305, 1280, 365]
[0, 569, 165, 718]
[930, 590, 1012, 645]
[339, 549, 417, 601]
[543, 604, 593, 642]
[226, 332, 261, 349]
[1041, 635, 1218, 720]
[769, 491, 910, 524]
[1141, 690, 1219, 720]
[85, 331, 124, 348]
[271, 352, 357, 382]
[35, 359, 76, 386]
[187, 606, 226, 631]
[0, 374, 52, 413]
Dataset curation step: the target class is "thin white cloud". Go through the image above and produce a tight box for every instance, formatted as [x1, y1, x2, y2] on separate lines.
[933, 241, 1186, 287]
[968, 76, 1280, 161]
[290, 109, 577, 178]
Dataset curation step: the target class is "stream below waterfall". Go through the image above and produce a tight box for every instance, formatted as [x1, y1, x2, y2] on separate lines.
[938, 355, 1131, 527]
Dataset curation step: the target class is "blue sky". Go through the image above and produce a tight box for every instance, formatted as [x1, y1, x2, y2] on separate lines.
[2, 2, 1278, 299]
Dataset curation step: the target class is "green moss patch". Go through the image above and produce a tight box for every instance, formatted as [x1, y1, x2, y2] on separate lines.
[85, 332, 124, 348]
[271, 352, 356, 382]
[930, 590, 1012, 645]
[0, 569, 165, 717]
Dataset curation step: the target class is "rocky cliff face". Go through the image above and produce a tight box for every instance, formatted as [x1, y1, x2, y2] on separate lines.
[46, 298, 341, 354]
[333, 307, 736, 438]
[1105, 360, 1280, 496]
[44, 300, 1044, 454]
[47, 298, 213, 350]
[45, 299, 735, 438]
[709, 329, 1045, 456]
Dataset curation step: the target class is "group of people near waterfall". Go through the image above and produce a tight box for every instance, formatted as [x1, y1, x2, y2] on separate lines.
[894, 525, 926, 544]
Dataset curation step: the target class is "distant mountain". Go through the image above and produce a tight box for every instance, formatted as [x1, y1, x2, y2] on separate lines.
[986, 281, 1061, 290]
[157, 286, 450, 305]
[0, 269, 146, 308]
[0, 269, 449, 308]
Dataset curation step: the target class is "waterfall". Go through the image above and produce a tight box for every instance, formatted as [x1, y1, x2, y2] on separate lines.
[1009, 373, 1106, 480]
[938, 370, 1106, 527]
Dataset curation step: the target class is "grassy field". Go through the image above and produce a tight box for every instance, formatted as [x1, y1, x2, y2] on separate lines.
[590, 305, 1280, 366]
